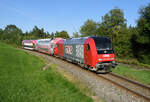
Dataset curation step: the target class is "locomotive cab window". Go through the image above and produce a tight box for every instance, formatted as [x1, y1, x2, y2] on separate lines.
[87, 44, 90, 50]
[92, 37, 114, 54]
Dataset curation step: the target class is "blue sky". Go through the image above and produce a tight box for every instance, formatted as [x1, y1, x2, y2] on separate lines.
[0, 0, 150, 36]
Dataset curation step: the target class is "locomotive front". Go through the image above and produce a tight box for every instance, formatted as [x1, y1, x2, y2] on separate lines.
[92, 37, 117, 72]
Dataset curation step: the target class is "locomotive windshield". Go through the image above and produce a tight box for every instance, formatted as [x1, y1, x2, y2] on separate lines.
[92, 37, 114, 54]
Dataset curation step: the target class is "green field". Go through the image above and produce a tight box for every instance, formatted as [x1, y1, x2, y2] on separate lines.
[112, 64, 150, 85]
[0, 42, 93, 102]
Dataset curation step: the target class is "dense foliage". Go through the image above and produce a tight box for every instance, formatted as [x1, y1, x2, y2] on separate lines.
[0, 25, 70, 46]
[80, 4, 150, 65]
[0, 3, 150, 64]
[135, 3, 150, 64]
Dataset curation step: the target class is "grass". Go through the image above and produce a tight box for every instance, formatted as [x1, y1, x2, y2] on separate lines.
[52, 63, 106, 102]
[117, 58, 150, 69]
[112, 64, 150, 85]
[0, 42, 93, 102]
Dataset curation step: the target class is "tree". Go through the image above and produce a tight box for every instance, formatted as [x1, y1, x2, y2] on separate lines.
[96, 7, 131, 57]
[55, 31, 60, 37]
[136, 3, 150, 64]
[100, 8, 126, 41]
[3, 25, 22, 45]
[80, 19, 97, 36]
[137, 3, 150, 44]
[48, 32, 55, 38]
[98, 7, 126, 41]
[30, 26, 47, 39]
[130, 26, 139, 58]
[72, 32, 80, 38]
[55, 30, 70, 38]
[96, 23, 109, 37]
[114, 26, 134, 57]
[0, 28, 3, 40]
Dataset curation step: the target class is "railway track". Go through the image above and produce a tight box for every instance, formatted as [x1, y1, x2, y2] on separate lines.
[25, 49, 150, 102]
[49, 54, 150, 102]
[98, 73, 150, 102]
[60, 59, 150, 101]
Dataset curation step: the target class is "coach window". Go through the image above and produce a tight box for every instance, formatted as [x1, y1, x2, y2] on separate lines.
[51, 45, 54, 48]
[87, 44, 90, 50]
[56, 44, 59, 47]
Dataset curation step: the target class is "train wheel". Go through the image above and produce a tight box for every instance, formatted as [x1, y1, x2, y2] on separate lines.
[96, 67, 110, 74]
[104, 66, 110, 73]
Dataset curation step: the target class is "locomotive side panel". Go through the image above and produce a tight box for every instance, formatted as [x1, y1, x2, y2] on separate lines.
[63, 38, 87, 64]
[75, 44, 84, 63]
[63, 44, 74, 61]
[64, 44, 84, 63]
[84, 38, 98, 68]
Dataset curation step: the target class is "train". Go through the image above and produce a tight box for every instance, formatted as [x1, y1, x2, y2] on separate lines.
[22, 40, 38, 50]
[22, 36, 117, 73]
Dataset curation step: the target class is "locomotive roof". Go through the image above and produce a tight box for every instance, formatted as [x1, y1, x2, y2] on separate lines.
[64, 36, 110, 44]
[90, 36, 110, 41]
[64, 37, 88, 44]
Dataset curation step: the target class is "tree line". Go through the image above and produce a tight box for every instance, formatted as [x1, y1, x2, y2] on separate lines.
[0, 3, 150, 64]
[79, 3, 150, 64]
[0, 25, 70, 46]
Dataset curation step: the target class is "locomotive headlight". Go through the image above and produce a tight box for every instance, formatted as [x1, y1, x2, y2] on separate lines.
[99, 59, 103, 61]
[110, 58, 114, 60]
[112, 61, 115, 63]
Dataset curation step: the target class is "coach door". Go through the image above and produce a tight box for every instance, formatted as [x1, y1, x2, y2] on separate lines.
[50, 44, 54, 55]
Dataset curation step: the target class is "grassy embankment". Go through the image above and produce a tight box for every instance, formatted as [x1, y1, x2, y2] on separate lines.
[116, 58, 150, 68]
[112, 64, 150, 85]
[0, 42, 93, 102]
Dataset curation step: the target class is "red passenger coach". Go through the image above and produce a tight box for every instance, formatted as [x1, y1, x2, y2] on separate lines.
[22, 40, 35, 50]
[37, 39, 52, 54]
[63, 36, 117, 72]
